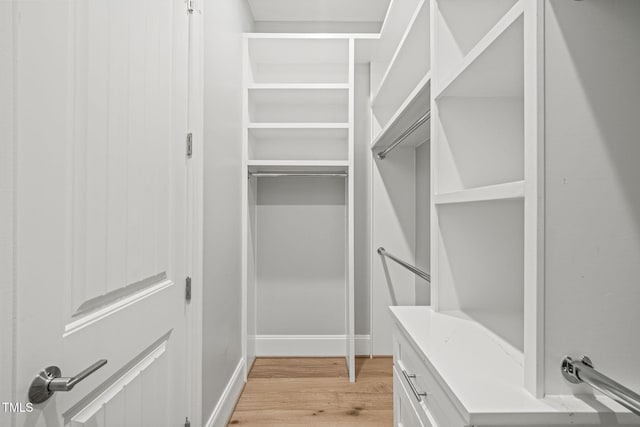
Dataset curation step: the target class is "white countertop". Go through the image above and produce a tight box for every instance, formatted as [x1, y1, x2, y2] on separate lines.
[390, 306, 640, 426]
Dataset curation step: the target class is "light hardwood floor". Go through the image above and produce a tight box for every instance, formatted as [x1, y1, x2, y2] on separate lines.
[228, 357, 393, 426]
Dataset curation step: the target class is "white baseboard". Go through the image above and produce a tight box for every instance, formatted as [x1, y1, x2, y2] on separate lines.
[205, 358, 245, 427]
[255, 334, 371, 357]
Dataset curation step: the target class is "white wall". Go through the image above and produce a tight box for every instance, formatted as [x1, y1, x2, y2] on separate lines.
[544, 0, 640, 394]
[202, 0, 253, 422]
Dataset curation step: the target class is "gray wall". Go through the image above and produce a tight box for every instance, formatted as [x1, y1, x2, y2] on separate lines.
[544, 0, 640, 394]
[256, 177, 347, 334]
[202, 0, 253, 421]
[414, 141, 430, 305]
[355, 63, 372, 336]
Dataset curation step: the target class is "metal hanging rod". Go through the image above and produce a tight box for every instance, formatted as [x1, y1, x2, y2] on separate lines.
[562, 355, 640, 416]
[377, 111, 431, 160]
[248, 171, 348, 178]
[377, 247, 430, 282]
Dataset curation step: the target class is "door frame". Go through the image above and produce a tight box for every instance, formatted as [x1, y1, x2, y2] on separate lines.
[187, 2, 205, 427]
[0, 0, 16, 415]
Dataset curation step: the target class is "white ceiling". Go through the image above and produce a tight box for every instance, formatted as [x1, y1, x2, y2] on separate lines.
[248, 0, 392, 22]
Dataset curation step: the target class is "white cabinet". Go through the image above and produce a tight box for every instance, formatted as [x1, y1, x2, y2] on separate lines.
[391, 306, 640, 426]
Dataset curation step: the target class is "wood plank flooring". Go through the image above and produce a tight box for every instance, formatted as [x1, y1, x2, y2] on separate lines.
[228, 357, 393, 426]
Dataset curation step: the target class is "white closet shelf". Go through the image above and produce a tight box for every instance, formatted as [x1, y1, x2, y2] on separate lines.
[372, 0, 430, 117]
[247, 83, 349, 90]
[371, 72, 430, 150]
[434, 181, 524, 205]
[247, 160, 349, 173]
[244, 33, 378, 40]
[434, 1, 524, 99]
[247, 123, 349, 129]
[374, 0, 422, 65]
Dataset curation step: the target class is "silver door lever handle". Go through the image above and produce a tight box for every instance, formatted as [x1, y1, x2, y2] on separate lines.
[29, 359, 108, 404]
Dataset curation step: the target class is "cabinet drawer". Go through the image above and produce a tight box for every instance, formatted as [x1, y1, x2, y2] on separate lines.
[393, 326, 466, 427]
[394, 366, 430, 427]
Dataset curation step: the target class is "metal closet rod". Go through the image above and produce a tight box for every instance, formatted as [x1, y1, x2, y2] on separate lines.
[377, 110, 431, 160]
[561, 355, 640, 416]
[377, 247, 431, 283]
[248, 171, 348, 178]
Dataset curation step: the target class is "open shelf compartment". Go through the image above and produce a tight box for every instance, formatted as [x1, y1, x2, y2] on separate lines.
[436, 6, 524, 99]
[246, 37, 350, 84]
[248, 86, 349, 123]
[435, 96, 524, 193]
[434, 12, 524, 194]
[434, 0, 520, 88]
[248, 127, 348, 161]
[436, 199, 524, 352]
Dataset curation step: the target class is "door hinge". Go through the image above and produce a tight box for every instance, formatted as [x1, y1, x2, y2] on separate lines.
[186, 0, 195, 14]
[185, 417, 191, 427]
[185, 276, 192, 302]
[186, 133, 193, 158]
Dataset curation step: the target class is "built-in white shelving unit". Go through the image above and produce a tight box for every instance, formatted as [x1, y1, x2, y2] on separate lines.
[369, 0, 432, 356]
[372, 0, 430, 126]
[242, 34, 356, 382]
[395, 1, 640, 423]
[431, 0, 535, 395]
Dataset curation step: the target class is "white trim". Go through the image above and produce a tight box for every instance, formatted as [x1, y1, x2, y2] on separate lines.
[204, 358, 246, 427]
[72, 340, 168, 423]
[64, 279, 174, 336]
[255, 334, 371, 357]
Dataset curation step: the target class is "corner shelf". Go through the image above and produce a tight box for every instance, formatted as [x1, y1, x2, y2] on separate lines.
[372, 0, 430, 126]
[371, 72, 431, 151]
[375, 0, 423, 66]
[434, 181, 524, 205]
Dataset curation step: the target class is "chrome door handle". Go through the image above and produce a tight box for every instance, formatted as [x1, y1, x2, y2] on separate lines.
[402, 369, 427, 402]
[29, 359, 107, 404]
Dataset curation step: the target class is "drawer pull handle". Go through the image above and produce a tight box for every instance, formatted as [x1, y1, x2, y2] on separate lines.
[402, 369, 428, 402]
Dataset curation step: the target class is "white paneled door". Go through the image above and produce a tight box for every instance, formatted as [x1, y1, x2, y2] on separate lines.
[11, 0, 193, 425]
